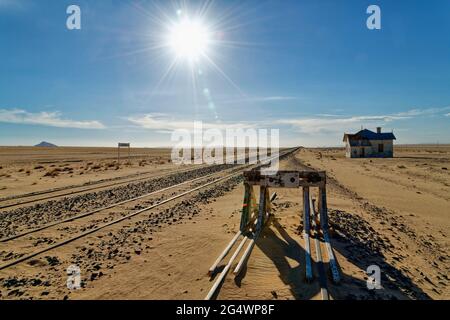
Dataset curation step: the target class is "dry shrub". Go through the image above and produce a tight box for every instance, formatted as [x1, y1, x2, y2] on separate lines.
[91, 164, 102, 170]
[105, 162, 117, 168]
[34, 165, 44, 170]
[44, 168, 61, 177]
[26, 170, 31, 175]
[397, 165, 406, 169]
[18, 168, 24, 172]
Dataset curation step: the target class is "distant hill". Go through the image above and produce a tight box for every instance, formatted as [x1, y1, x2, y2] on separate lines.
[35, 141, 58, 148]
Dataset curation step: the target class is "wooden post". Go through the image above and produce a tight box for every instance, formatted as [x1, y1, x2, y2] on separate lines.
[303, 186, 313, 282]
[319, 185, 328, 230]
[318, 184, 340, 284]
[240, 183, 252, 232]
[256, 186, 267, 235]
[233, 186, 267, 276]
[118, 143, 130, 165]
[264, 187, 271, 221]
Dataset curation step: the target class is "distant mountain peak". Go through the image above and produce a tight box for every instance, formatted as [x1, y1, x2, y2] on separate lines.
[35, 141, 58, 147]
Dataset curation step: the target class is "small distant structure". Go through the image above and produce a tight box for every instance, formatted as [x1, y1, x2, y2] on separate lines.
[343, 127, 396, 158]
[35, 141, 57, 148]
[117, 143, 131, 163]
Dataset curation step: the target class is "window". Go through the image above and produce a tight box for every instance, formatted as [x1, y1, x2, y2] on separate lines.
[378, 144, 384, 152]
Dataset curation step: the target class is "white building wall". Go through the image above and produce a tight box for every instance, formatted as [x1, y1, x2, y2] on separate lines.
[345, 139, 394, 158]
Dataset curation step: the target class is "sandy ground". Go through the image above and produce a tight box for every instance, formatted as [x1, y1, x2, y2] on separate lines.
[0, 146, 448, 300]
[0, 147, 174, 199]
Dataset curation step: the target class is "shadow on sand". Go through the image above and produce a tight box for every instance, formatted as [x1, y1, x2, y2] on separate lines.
[230, 213, 431, 300]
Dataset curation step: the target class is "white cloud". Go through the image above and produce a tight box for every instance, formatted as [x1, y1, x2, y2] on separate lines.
[217, 95, 299, 105]
[128, 105, 450, 136]
[0, 109, 106, 129]
[277, 106, 450, 135]
[257, 96, 298, 102]
[395, 106, 450, 117]
[277, 116, 392, 134]
[127, 114, 257, 132]
[277, 115, 405, 134]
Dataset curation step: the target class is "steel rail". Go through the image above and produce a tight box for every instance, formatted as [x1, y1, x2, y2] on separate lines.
[0, 166, 239, 243]
[0, 165, 211, 210]
[310, 198, 329, 300]
[0, 167, 250, 271]
[0, 149, 271, 210]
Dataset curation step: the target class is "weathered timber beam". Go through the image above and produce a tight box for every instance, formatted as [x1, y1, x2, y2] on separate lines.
[318, 185, 340, 284]
[208, 231, 242, 276]
[310, 198, 330, 300]
[303, 187, 313, 282]
[243, 170, 326, 188]
[205, 236, 248, 300]
[233, 186, 267, 276]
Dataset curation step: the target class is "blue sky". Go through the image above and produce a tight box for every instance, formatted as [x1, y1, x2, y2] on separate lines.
[0, 0, 449, 147]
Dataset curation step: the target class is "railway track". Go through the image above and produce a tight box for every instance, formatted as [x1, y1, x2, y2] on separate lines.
[0, 165, 246, 271]
[0, 165, 209, 210]
[310, 198, 329, 300]
[0, 149, 296, 273]
[0, 166, 233, 243]
[205, 155, 339, 301]
[204, 194, 336, 301]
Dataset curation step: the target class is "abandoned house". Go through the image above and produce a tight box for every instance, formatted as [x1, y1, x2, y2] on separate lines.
[343, 127, 396, 158]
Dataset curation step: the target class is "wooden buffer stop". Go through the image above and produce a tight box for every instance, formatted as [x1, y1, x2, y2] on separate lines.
[206, 170, 340, 300]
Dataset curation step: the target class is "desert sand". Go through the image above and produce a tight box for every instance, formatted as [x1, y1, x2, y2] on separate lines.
[0, 145, 448, 300]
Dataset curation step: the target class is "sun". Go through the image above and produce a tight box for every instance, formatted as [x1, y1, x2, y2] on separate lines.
[168, 18, 211, 61]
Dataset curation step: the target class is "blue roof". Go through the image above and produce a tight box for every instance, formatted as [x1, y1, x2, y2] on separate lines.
[356, 129, 396, 140]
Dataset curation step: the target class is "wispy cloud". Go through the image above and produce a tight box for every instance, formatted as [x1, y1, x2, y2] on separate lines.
[257, 96, 298, 102]
[0, 0, 26, 10]
[277, 115, 403, 134]
[277, 106, 450, 134]
[127, 114, 257, 132]
[394, 106, 450, 117]
[127, 106, 450, 136]
[217, 95, 299, 105]
[0, 109, 106, 129]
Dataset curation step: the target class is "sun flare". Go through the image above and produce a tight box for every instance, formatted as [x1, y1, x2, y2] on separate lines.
[168, 18, 211, 61]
